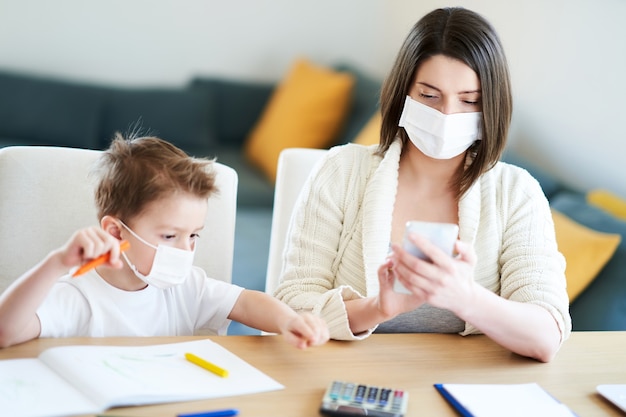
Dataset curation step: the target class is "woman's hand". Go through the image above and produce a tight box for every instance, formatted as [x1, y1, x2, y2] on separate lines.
[389, 234, 478, 317]
[346, 239, 473, 334]
[374, 256, 427, 320]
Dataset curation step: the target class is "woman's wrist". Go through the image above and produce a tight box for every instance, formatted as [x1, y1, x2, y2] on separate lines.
[346, 297, 393, 334]
[450, 281, 485, 323]
[370, 295, 395, 323]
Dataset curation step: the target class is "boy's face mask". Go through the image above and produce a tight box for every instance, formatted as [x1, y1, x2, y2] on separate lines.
[398, 95, 482, 159]
[118, 221, 194, 289]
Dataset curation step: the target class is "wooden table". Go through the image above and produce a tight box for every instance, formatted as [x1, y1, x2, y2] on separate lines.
[1, 332, 625, 416]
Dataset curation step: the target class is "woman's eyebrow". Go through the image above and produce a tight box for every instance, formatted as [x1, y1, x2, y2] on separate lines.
[417, 82, 480, 95]
[417, 81, 441, 91]
[459, 89, 481, 95]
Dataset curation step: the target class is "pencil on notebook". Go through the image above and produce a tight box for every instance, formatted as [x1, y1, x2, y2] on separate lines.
[72, 240, 130, 277]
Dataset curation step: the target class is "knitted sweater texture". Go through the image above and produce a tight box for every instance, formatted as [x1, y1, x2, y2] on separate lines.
[274, 140, 571, 341]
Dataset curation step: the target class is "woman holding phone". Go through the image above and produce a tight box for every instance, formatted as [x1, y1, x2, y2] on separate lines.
[273, 7, 570, 362]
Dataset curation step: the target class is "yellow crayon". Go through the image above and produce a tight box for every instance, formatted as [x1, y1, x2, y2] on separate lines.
[185, 352, 229, 378]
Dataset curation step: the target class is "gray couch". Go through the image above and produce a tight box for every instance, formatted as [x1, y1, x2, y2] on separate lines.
[1, 68, 624, 335]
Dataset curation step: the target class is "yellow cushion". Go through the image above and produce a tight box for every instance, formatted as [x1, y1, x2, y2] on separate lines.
[587, 189, 626, 220]
[353, 112, 382, 145]
[552, 209, 621, 301]
[244, 59, 355, 182]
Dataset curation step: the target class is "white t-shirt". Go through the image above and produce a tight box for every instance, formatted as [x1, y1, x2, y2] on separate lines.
[37, 266, 244, 337]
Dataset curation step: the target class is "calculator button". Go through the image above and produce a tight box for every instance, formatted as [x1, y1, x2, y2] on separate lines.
[392, 390, 404, 410]
[342, 383, 355, 401]
[354, 385, 367, 403]
[379, 388, 391, 406]
[367, 386, 379, 403]
[329, 381, 342, 401]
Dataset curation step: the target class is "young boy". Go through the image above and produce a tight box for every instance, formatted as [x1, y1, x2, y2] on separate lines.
[0, 135, 329, 348]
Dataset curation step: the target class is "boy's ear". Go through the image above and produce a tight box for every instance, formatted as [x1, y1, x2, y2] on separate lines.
[101, 215, 122, 239]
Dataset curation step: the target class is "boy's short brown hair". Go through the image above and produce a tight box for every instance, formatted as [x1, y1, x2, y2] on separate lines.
[94, 133, 217, 222]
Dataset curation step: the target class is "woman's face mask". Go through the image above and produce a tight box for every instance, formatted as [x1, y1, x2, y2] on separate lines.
[399, 95, 482, 159]
[119, 221, 194, 289]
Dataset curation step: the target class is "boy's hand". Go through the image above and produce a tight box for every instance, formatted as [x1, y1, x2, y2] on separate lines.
[58, 227, 124, 271]
[280, 313, 329, 349]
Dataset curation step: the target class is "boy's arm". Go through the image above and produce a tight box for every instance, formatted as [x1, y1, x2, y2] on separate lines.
[0, 252, 69, 347]
[0, 227, 123, 348]
[228, 289, 329, 349]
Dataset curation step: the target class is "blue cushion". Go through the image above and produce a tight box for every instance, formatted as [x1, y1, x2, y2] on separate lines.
[212, 148, 274, 208]
[332, 64, 381, 145]
[99, 86, 215, 154]
[501, 151, 564, 200]
[189, 78, 274, 148]
[0, 71, 101, 148]
[551, 192, 626, 330]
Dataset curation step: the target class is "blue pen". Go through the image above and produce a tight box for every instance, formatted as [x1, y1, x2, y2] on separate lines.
[177, 409, 239, 417]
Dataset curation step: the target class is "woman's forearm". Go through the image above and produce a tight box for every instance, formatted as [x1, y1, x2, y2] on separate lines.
[457, 286, 562, 362]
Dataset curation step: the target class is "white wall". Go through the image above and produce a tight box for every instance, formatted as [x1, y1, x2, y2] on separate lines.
[1, 0, 624, 198]
[0, 0, 386, 85]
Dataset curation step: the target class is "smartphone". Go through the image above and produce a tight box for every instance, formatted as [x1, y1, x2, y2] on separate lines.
[392, 221, 459, 294]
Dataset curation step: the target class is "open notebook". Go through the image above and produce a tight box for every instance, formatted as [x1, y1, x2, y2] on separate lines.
[434, 382, 577, 417]
[0, 339, 283, 417]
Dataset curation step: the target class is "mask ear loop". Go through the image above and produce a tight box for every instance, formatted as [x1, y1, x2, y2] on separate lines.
[121, 251, 145, 277]
[117, 220, 157, 279]
[118, 220, 158, 250]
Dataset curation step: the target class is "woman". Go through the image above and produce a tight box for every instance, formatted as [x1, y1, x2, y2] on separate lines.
[274, 7, 570, 362]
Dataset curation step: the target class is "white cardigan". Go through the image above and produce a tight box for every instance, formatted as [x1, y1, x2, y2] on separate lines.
[274, 140, 571, 341]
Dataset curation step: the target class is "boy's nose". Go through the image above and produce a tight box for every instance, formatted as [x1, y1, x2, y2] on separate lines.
[177, 240, 194, 252]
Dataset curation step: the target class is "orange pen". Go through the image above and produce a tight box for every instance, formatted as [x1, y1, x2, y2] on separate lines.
[72, 240, 130, 277]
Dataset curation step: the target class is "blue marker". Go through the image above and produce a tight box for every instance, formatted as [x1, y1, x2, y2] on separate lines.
[177, 409, 239, 417]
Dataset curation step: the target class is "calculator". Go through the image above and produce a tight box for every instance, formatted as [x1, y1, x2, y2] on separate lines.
[319, 380, 409, 417]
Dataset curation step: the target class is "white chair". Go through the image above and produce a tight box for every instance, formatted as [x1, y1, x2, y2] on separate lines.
[265, 147, 328, 295]
[0, 146, 238, 294]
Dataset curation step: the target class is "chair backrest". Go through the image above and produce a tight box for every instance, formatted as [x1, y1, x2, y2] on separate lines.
[265, 147, 328, 295]
[0, 146, 238, 294]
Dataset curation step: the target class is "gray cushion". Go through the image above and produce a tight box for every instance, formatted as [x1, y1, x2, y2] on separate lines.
[0, 71, 101, 148]
[189, 78, 274, 148]
[99, 86, 215, 153]
[212, 148, 275, 208]
[333, 64, 381, 145]
[551, 192, 626, 330]
[501, 151, 566, 200]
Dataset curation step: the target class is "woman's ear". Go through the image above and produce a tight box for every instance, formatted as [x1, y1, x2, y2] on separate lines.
[101, 215, 122, 240]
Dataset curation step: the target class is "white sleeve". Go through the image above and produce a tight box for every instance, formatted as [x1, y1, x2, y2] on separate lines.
[189, 268, 245, 335]
[37, 277, 91, 337]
